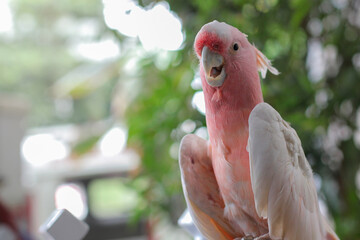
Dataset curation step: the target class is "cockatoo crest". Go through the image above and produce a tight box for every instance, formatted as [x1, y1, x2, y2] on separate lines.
[254, 45, 280, 78]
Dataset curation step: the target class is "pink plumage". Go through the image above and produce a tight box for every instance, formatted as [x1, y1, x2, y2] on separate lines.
[179, 20, 339, 240]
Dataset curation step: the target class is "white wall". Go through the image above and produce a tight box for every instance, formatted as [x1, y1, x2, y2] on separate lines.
[0, 95, 28, 207]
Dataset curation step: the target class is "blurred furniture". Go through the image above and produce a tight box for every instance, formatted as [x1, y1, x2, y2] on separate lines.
[0, 199, 22, 240]
[28, 148, 147, 240]
[68, 173, 148, 240]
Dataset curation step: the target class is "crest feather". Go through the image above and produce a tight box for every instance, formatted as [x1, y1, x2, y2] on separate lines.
[254, 45, 279, 78]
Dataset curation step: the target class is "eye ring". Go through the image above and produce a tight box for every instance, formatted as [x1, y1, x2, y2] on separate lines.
[233, 43, 239, 51]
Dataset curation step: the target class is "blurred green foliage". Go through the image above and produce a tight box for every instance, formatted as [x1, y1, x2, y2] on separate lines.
[1, 0, 360, 239]
[88, 177, 140, 218]
[128, 0, 360, 238]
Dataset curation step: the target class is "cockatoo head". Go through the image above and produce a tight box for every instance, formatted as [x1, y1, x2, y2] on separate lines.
[194, 20, 278, 88]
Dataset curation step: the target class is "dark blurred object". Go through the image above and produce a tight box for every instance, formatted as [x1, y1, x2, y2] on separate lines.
[0, 199, 22, 240]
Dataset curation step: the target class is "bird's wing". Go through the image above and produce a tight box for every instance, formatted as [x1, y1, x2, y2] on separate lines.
[179, 134, 238, 240]
[248, 103, 325, 240]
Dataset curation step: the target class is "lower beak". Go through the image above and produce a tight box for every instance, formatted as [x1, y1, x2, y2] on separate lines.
[201, 46, 226, 87]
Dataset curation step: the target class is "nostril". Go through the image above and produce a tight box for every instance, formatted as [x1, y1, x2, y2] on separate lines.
[212, 43, 219, 50]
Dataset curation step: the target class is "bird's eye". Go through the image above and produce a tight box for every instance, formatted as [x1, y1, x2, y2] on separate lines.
[233, 43, 239, 51]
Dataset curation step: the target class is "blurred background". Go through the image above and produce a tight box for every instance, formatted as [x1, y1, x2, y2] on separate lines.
[0, 0, 359, 239]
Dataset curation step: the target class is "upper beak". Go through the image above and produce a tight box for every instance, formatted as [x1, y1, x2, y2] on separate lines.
[201, 46, 226, 87]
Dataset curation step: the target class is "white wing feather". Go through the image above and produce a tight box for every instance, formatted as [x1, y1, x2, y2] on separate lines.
[248, 103, 325, 240]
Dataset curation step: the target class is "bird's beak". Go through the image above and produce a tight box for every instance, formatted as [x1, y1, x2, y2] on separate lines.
[201, 46, 226, 87]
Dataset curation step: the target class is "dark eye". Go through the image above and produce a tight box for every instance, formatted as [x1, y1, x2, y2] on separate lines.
[233, 43, 239, 51]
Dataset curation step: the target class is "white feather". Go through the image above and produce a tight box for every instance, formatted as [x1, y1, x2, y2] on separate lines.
[248, 103, 325, 240]
[254, 46, 280, 78]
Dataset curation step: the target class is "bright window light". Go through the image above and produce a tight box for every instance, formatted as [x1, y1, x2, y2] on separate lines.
[195, 127, 208, 140]
[306, 39, 325, 83]
[103, 0, 142, 38]
[138, 2, 184, 51]
[55, 183, 88, 220]
[181, 119, 196, 133]
[72, 38, 120, 61]
[192, 91, 206, 115]
[99, 126, 127, 157]
[103, 0, 184, 51]
[178, 209, 193, 225]
[21, 134, 69, 166]
[0, 0, 13, 35]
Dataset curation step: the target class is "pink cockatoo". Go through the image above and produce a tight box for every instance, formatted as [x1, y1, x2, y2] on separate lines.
[179, 21, 339, 240]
